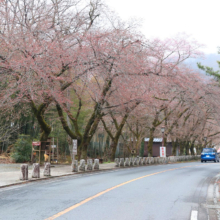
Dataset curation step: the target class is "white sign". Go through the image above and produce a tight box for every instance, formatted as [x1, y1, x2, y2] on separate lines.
[51, 145, 56, 148]
[160, 147, 166, 157]
[73, 140, 77, 155]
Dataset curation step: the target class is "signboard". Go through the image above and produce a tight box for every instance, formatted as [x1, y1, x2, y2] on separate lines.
[51, 145, 56, 148]
[160, 147, 166, 157]
[73, 140, 77, 155]
[32, 142, 41, 146]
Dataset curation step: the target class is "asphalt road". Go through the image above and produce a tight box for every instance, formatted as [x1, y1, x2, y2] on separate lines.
[0, 161, 219, 220]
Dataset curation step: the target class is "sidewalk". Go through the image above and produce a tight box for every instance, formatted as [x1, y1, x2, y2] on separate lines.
[206, 173, 220, 220]
[0, 157, 200, 188]
[0, 163, 116, 188]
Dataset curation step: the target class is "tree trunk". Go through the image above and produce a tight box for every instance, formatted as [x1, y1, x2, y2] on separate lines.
[110, 141, 117, 161]
[185, 141, 190, 155]
[179, 141, 184, 155]
[190, 142, 195, 155]
[172, 139, 177, 156]
[30, 102, 52, 165]
[148, 128, 155, 157]
[79, 138, 91, 160]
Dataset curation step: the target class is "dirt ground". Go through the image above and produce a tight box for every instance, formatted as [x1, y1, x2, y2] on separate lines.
[0, 155, 13, 164]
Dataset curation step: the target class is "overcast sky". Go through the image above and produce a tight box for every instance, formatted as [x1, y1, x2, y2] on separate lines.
[107, 0, 220, 55]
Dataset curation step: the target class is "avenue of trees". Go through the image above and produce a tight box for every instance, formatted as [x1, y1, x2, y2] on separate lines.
[0, 0, 220, 161]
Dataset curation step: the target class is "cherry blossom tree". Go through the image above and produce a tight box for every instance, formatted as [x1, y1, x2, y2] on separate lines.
[0, 0, 103, 143]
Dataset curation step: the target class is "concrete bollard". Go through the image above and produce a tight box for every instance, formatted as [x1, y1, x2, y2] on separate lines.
[115, 158, 120, 167]
[136, 157, 140, 166]
[150, 157, 154, 164]
[139, 157, 143, 165]
[130, 158, 134, 166]
[79, 159, 85, 171]
[43, 163, 51, 176]
[71, 160, 78, 172]
[143, 157, 147, 165]
[93, 159, 99, 170]
[120, 158, 125, 167]
[32, 163, 40, 178]
[20, 164, 28, 180]
[87, 159, 93, 171]
[125, 158, 130, 166]
[154, 157, 158, 164]
[168, 156, 173, 162]
[134, 157, 138, 166]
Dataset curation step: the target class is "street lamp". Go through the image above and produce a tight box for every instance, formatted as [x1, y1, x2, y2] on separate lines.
[161, 126, 165, 147]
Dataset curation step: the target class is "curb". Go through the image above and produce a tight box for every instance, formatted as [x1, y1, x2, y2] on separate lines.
[0, 160, 200, 189]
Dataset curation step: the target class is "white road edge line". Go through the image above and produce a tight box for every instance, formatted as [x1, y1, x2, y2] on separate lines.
[191, 210, 198, 220]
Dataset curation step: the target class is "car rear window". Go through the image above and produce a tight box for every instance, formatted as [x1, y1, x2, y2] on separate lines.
[203, 148, 213, 153]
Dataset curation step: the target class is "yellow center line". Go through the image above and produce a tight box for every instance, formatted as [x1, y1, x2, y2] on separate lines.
[45, 164, 205, 220]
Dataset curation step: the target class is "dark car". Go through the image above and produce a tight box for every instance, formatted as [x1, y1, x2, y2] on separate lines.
[201, 148, 219, 163]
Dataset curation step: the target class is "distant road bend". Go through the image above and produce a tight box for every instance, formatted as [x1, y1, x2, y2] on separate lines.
[0, 162, 219, 220]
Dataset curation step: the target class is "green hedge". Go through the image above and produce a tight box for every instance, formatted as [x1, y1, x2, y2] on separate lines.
[11, 135, 32, 163]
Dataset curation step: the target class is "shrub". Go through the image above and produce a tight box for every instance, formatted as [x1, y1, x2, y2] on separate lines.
[11, 135, 32, 163]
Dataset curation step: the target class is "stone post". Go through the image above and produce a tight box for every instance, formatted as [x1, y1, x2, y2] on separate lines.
[43, 163, 51, 176]
[130, 158, 134, 166]
[143, 157, 147, 165]
[115, 158, 120, 167]
[79, 159, 85, 171]
[119, 158, 125, 167]
[169, 156, 174, 163]
[138, 157, 142, 165]
[32, 163, 40, 178]
[93, 159, 99, 170]
[125, 158, 130, 166]
[71, 160, 78, 172]
[150, 157, 154, 164]
[134, 157, 138, 166]
[87, 159, 93, 171]
[20, 164, 28, 180]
